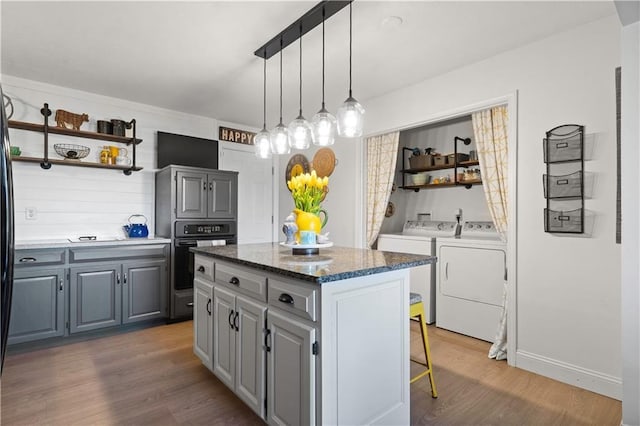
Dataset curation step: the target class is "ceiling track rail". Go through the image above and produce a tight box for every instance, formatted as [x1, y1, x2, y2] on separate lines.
[254, 0, 352, 60]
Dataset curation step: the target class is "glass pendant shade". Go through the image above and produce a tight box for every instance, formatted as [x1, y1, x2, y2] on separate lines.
[254, 127, 272, 159]
[337, 96, 365, 137]
[288, 116, 313, 149]
[270, 122, 290, 155]
[311, 108, 337, 146]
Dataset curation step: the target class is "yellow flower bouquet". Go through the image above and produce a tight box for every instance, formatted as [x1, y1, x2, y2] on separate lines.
[287, 170, 329, 214]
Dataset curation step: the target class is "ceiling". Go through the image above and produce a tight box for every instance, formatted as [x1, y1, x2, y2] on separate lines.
[1, 1, 617, 129]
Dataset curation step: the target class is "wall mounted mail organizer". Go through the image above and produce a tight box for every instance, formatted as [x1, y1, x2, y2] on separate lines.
[543, 124, 584, 233]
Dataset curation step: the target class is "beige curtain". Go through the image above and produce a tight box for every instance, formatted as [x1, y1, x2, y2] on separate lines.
[366, 132, 399, 247]
[472, 106, 509, 241]
[472, 106, 509, 361]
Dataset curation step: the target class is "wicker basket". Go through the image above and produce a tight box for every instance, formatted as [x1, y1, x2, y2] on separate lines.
[408, 155, 432, 169]
[447, 153, 470, 164]
[433, 155, 446, 166]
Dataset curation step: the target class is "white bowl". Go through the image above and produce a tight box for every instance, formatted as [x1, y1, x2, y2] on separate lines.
[412, 173, 429, 185]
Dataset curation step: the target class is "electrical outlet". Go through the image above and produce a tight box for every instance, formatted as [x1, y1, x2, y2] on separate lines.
[25, 207, 37, 220]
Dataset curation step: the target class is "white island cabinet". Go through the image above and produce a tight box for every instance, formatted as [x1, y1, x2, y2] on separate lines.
[192, 243, 435, 425]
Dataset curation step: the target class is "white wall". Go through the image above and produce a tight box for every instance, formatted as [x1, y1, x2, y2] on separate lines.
[620, 19, 640, 426]
[4, 76, 217, 240]
[277, 139, 361, 248]
[364, 16, 622, 398]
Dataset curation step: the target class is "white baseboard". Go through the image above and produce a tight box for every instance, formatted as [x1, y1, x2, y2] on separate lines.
[516, 350, 622, 400]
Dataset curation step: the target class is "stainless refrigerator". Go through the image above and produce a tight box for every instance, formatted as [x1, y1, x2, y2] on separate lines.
[1, 83, 15, 374]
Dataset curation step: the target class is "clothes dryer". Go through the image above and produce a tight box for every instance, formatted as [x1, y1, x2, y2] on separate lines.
[377, 220, 458, 324]
[435, 221, 506, 342]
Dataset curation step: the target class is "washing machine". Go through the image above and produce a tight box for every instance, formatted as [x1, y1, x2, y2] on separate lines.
[377, 220, 459, 324]
[435, 221, 506, 342]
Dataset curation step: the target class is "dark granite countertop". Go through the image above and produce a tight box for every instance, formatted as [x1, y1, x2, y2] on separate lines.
[190, 243, 436, 284]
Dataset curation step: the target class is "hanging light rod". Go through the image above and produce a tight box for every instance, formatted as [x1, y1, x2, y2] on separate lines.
[254, 0, 352, 60]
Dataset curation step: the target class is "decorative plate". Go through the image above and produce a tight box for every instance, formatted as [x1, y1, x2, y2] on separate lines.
[280, 241, 333, 249]
[385, 201, 395, 218]
[285, 153, 310, 186]
[312, 147, 337, 178]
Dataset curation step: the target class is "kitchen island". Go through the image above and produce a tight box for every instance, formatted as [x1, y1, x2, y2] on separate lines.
[191, 243, 436, 425]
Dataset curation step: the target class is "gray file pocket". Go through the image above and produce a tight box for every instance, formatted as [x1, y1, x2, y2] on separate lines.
[543, 171, 582, 199]
[544, 208, 583, 233]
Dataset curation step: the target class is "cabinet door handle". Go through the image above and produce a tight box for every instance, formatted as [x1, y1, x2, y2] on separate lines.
[203, 182, 207, 191]
[234, 311, 239, 331]
[264, 329, 271, 352]
[444, 262, 448, 280]
[206, 299, 211, 316]
[197, 265, 205, 273]
[59, 279, 63, 292]
[123, 273, 127, 284]
[228, 309, 235, 329]
[19, 257, 37, 262]
[186, 302, 194, 308]
[209, 182, 213, 191]
[116, 273, 121, 285]
[278, 293, 294, 305]
[229, 276, 240, 286]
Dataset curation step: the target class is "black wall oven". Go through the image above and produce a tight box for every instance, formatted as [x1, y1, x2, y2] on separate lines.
[172, 221, 236, 316]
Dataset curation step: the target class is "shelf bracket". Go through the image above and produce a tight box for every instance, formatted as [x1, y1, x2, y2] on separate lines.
[40, 103, 52, 167]
[129, 119, 137, 171]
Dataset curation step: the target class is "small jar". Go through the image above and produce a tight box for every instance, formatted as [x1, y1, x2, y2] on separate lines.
[99, 146, 110, 164]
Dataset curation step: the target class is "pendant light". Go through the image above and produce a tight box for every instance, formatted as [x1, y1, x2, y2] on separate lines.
[311, 6, 337, 147]
[270, 37, 290, 155]
[288, 25, 313, 150]
[254, 52, 272, 159]
[337, 1, 365, 138]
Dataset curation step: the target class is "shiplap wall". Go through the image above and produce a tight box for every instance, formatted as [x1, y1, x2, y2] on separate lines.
[4, 76, 217, 241]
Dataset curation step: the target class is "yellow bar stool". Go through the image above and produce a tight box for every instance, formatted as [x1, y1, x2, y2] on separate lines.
[410, 292, 437, 398]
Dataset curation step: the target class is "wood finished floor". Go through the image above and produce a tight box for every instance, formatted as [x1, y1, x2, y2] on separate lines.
[1, 321, 621, 425]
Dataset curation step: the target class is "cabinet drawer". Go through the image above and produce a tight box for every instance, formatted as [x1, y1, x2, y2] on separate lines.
[70, 244, 167, 263]
[15, 249, 65, 267]
[215, 262, 266, 302]
[194, 255, 214, 281]
[268, 278, 317, 322]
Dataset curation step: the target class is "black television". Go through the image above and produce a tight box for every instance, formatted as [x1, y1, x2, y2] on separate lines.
[157, 131, 218, 169]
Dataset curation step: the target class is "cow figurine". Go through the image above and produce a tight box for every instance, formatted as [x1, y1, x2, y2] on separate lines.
[55, 109, 89, 130]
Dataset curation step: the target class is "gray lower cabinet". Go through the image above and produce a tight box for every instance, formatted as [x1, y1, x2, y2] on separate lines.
[212, 285, 267, 418]
[193, 255, 316, 423]
[123, 259, 167, 324]
[70, 263, 121, 333]
[8, 267, 65, 344]
[70, 259, 167, 334]
[267, 309, 316, 426]
[194, 277, 213, 370]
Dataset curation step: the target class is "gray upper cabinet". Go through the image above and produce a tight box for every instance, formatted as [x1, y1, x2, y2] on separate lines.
[176, 171, 208, 218]
[9, 268, 65, 344]
[70, 263, 122, 333]
[176, 170, 237, 220]
[208, 171, 237, 219]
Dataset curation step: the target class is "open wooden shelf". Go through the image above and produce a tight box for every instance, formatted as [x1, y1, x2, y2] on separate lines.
[400, 160, 479, 174]
[400, 179, 483, 191]
[8, 120, 142, 145]
[11, 156, 143, 173]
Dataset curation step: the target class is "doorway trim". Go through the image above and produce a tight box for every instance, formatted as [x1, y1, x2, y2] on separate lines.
[361, 91, 519, 365]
